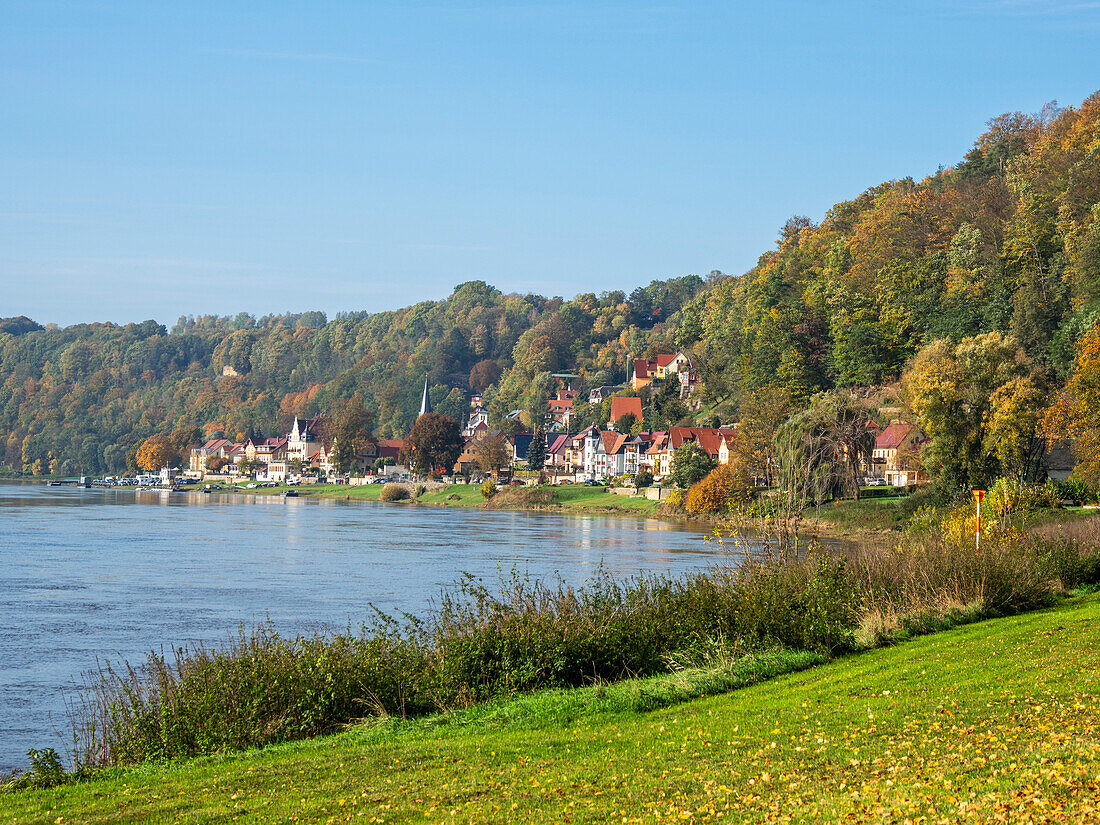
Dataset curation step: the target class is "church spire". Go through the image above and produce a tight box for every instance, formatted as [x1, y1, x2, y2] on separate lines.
[418, 376, 432, 417]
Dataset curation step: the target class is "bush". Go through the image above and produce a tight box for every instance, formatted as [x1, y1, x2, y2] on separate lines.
[985, 478, 1058, 517]
[684, 465, 750, 515]
[480, 479, 497, 500]
[635, 468, 654, 488]
[1055, 476, 1098, 504]
[380, 483, 410, 502]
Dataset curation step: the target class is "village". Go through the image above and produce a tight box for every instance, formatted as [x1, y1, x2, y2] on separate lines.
[181, 351, 935, 492]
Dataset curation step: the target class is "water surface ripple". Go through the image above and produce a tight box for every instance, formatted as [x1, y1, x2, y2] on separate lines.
[0, 482, 721, 771]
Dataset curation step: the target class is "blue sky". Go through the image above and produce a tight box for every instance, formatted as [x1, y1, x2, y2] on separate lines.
[3, 1, 1098, 326]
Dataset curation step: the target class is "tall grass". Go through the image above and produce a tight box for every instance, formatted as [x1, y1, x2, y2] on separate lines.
[70, 517, 1100, 769]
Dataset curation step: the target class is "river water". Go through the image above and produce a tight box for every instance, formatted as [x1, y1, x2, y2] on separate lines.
[0, 482, 724, 771]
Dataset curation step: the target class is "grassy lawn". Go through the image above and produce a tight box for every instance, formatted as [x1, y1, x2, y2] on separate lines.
[549, 484, 660, 514]
[6, 593, 1099, 823]
[211, 482, 385, 501]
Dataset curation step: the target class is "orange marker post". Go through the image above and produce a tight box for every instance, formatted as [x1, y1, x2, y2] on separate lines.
[973, 489, 985, 553]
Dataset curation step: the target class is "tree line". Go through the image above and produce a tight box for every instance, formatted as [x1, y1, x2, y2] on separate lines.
[3, 91, 1100, 496]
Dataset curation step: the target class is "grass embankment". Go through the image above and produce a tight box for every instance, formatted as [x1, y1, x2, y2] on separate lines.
[5, 593, 1099, 824]
[212, 481, 662, 517]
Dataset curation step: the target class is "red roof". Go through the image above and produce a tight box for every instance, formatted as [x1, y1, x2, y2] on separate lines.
[655, 353, 678, 367]
[601, 431, 629, 455]
[666, 427, 738, 458]
[633, 358, 651, 380]
[610, 396, 643, 424]
[875, 422, 913, 450]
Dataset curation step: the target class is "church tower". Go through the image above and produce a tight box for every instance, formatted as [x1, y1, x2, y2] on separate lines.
[418, 377, 432, 418]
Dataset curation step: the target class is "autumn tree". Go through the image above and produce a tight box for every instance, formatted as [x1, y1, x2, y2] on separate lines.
[403, 413, 462, 476]
[904, 332, 1035, 492]
[135, 434, 175, 472]
[168, 425, 202, 464]
[1042, 325, 1100, 485]
[330, 393, 376, 475]
[472, 435, 512, 476]
[684, 463, 751, 515]
[732, 382, 792, 487]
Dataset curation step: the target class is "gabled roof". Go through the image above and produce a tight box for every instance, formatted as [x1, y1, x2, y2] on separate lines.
[875, 422, 914, 450]
[646, 432, 669, 454]
[601, 431, 629, 456]
[609, 396, 643, 425]
[655, 353, 678, 367]
[667, 427, 738, 458]
[633, 358, 652, 380]
[548, 434, 573, 454]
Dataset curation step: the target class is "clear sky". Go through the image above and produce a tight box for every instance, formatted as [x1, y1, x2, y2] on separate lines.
[3, 1, 1098, 326]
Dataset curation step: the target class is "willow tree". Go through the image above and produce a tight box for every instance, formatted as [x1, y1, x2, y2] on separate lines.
[775, 391, 876, 508]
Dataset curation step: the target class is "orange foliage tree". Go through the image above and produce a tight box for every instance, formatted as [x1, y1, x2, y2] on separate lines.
[135, 434, 174, 472]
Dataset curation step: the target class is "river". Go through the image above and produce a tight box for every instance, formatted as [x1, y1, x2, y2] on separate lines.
[0, 481, 725, 772]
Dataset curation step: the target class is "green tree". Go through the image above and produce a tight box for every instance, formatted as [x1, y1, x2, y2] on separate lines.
[774, 391, 875, 506]
[526, 428, 547, 472]
[669, 442, 716, 489]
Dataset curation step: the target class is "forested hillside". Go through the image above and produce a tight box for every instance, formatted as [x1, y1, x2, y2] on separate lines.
[4, 91, 1099, 479]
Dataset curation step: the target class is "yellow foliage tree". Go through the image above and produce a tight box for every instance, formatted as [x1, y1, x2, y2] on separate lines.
[1041, 325, 1100, 485]
[684, 463, 751, 515]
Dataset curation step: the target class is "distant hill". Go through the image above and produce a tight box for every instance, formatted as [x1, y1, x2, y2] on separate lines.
[4, 90, 1099, 476]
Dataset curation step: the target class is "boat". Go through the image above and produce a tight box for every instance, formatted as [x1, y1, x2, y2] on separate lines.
[283, 489, 299, 498]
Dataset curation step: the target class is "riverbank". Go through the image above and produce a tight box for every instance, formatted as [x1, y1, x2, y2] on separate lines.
[205, 480, 1100, 544]
[211, 479, 669, 518]
[6, 591, 1098, 822]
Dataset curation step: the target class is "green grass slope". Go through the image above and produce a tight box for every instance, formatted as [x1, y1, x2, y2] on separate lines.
[5, 594, 1100, 823]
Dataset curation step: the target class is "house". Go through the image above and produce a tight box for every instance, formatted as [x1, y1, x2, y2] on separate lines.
[453, 428, 510, 475]
[646, 427, 738, 480]
[588, 385, 624, 404]
[609, 396, 643, 430]
[630, 352, 696, 395]
[546, 433, 577, 478]
[548, 393, 575, 431]
[288, 417, 324, 461]
[870, 422, 928, 486]
[245, 436, 289, 466]
[1041, 438, 1078, 482]
[463, 406, 490, 437]
[189, 439, 232, 474]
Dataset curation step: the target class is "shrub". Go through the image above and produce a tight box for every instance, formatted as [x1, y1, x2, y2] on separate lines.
[635, 468, 654, 488]
[1055, 475, 1098, 504]
[985, 478, 1058, 517]
[684, 465, 750, 515]
[380, 483, 410, 502]
[480, 479, 497, 500]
